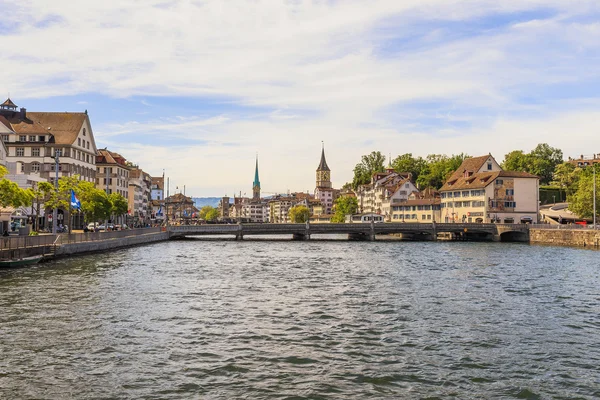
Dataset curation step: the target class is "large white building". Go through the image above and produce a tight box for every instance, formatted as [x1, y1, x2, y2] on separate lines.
[356, 168, 418, 220]
[0, 98, 98, 185]
[439, 154, 539, 223]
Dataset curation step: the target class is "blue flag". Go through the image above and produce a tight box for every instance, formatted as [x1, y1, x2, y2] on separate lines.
[157, 206, 163, 216]
[70, 189, 81, 210]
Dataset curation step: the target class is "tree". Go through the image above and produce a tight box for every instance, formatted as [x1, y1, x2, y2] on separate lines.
[109, 193, 128, 217]
[0, 179, 33, 208]
[416, 153, 468, 189]
[351, 151, 386, 190]
[551, 162, 581, 199]
[205, 208, 219, 222]
[289, 205, 310, 223]
[567, 169, 598, 219]
[199, 205, 216, 220]
[502, 144, 563, 185]
[391, 153, 426, 182]
[331, 195, 358, 223]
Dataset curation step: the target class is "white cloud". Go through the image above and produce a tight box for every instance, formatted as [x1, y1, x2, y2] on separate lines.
[2, 0, 600, 195]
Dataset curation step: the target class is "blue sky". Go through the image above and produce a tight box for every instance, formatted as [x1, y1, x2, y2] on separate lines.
[2, 0, 600, 196]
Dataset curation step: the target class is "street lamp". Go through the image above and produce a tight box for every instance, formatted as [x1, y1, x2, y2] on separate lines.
[51, 149, 60, 234]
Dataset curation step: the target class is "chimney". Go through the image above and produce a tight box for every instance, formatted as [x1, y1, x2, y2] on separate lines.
[19, 107, 26, 120]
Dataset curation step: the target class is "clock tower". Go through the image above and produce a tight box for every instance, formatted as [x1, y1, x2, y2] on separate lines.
[316, 143, 331, 189]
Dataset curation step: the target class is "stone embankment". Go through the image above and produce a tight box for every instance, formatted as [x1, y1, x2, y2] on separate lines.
[529, 228, 600, 248]
[54, 231, 170, 257]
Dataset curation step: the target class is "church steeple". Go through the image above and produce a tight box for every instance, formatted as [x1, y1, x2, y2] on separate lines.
[316, 143, 332, 189]
[252, 155, 260, 201]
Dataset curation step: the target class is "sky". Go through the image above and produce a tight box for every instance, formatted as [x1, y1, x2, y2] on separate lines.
[2, 0, 600, 196]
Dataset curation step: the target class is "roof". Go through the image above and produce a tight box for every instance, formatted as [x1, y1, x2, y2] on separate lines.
[7, 112, 87, 145]
[440, 170, 538, 191]
[97, 149, 129, 167]
[1, 98, 17, 108]
[0, 115, 14, 132]
[447, 155, 491, 182]
[317, 146, 330, 171]
[253, 157, 260, 188]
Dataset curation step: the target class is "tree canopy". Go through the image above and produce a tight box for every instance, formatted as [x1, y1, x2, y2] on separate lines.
[567, 168, 598, 219]
[0, 166, 34, 208]
[331, 195, 358, 223]
[351, 151, 386, 190]
[416, 153, 469, 189]
[502, 143, 563, 185]
[289, 205, 310, 223]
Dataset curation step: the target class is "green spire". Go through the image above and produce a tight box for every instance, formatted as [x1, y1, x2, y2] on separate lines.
[253, 155, 260, 189]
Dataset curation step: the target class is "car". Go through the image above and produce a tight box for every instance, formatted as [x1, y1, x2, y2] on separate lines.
[87, 223, 99, 230]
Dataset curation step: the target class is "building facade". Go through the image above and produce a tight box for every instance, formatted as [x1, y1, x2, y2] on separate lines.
[96, 149, 130, 198]
[128, 167, 152, 226]
[0, 98, 97, 185]
[439, 155, 539, 223]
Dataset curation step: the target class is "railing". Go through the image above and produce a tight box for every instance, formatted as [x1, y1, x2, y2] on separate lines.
[0, 234, 58, 261]
[55, 227, 162, 244]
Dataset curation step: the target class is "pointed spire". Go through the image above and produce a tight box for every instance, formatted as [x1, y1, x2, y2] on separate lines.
[253, 154, 260, 189]
[317, 141, 330, 171]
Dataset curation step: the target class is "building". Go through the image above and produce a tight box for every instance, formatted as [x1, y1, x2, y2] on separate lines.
[568, 154, 600, 168]
[165, 193, 198, 222]
[0, 97, 98, 185]
[356, 167, 418, 219]
[439, 154, 539, 223]
[391, 188, 441, 223]
[0, 133, 6, 167]
[96, 149, 130, 198]
[268, 195, 295, 223]
[128, 167, 152, 226]
[314, 145, 339, 214]
[151, 176, 164, 200]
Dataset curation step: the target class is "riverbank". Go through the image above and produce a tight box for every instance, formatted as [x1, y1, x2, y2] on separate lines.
[54, 231, 170, 258]
[530, 227, 600, 248]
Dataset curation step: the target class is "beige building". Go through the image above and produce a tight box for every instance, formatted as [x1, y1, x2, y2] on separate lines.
[391, 188, 441, 223]
[0, 134, 6, 167]
[96, 149, 130, 198]
[128, 168, 152, 226]
[269, 195, 294, 223]
[356, 169, 417, 219]
[0, 98, 97, 185]
[439, 154, 539, 223]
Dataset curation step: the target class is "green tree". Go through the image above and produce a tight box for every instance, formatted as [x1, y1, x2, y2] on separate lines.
[205, 208, 219, 222]
[417, 153, 468, 189]
[352, 151, 386, 190]
[502, 144, 563, 185]
[502, 150, 530, 172]
[331, 195, 358, 223]
[109, 192, 128, 217]
[199, 205, 216, 220]
[567, 169, 598, 219]
[0, 179, 33, 208]
[391, 153, 426, 182]
[552, 162, 581, 199]
[289, 205, 310, 223]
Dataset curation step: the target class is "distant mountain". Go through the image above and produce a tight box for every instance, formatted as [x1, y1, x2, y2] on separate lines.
[193, 197, 221, 208]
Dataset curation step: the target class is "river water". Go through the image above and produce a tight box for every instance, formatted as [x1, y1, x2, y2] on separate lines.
[1, 239, 599, 399]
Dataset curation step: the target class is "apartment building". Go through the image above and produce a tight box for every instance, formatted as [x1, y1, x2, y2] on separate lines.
[0, 98, 97, 185]
[128, 168, 152, 226]
[96, 149, 130, 198]
[391, 188, 441, 222]
[439, 154, 539, 223]
[356, 168, 417, 219]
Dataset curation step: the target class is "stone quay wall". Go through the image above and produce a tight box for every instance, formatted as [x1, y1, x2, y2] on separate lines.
[54, 232, 170, 257]
[529, 228, 600, 248]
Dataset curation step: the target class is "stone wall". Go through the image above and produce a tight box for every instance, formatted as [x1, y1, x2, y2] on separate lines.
[55, 232, 170, 256]
[529, 228, 600, 248]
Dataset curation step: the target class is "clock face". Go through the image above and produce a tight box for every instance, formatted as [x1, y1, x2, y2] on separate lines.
[323, 171, 330, 181]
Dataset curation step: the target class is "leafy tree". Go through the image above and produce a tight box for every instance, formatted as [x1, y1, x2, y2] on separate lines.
[416, 153, 468, 189]
[552, 162, 582, 199]
[351, 151, 386, 190]
[289, 205, 310, 223]
[0, 179, 33, 208]
[502, 143, 563, 185]
[109, 192, 128, 217]
[205, 208, 219, 222]
[199, 205, 216, 220]
[567, 169, 599, 219]
[391, 153, 427, 182]
[331, 195, 358, 223]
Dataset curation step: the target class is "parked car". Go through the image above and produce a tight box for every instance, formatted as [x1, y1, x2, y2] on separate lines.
[87, 223, 99, 230]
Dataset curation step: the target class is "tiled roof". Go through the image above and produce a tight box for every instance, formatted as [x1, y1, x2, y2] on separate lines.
[0, 115, 14, 131]
[1, 98, 17, 108]
[447, 155, 491, 181]
[7, 112, 87, 145]
[440, 170, 538, 191]
[97, 149, 129, 167]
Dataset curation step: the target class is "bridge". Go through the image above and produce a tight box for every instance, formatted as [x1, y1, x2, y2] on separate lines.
[168, 222, 530, 242]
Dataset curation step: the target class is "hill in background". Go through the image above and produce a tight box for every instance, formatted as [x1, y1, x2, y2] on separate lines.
[193, 197, 221, 208]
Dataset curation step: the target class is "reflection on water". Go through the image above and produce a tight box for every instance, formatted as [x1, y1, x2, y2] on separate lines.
[1, 240, 599, 399]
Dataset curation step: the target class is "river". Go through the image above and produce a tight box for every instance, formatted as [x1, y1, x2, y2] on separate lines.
[1, 239, 599, 399]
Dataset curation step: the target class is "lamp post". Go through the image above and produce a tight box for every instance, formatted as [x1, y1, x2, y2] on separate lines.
[51, 149, 59, 234]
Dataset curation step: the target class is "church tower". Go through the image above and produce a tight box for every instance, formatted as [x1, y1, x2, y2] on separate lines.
[316, 143, 331, 188]
[252, 155, 261, 201]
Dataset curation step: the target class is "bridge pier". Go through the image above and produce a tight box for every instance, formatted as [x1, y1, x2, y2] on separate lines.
[235, 234, 244, 240]
[292, 233, 310, 241]
[348, 233, 375, 241]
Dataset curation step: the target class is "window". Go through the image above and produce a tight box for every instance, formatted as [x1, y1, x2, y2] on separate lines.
[506, 189, 514, 196]
[29, 135, 36, 142]
[487, 162, 492, 170]
[405, 183, 410, 188]
[20, 163, 24, 173]
[87, 142, 90, 149]
[83, 128, 86, 136]
[453, 191, 461, 198]
[462, 191, 469, 197]
[504, 201, 516, 208]
[19, 135, 26, 142]
[32, 148, 40, 157]
[55, 149, 63, 157]
[16, 147, 24, 156]
[495, 179, 503, 185]
[31, 162, 40, 173]
[1, 135, 8, 142]
[38, 135, 45, 142]
[78, 138, 81, 146]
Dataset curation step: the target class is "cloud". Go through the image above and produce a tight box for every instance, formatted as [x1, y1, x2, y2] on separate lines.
[2, 0, 600, 195]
